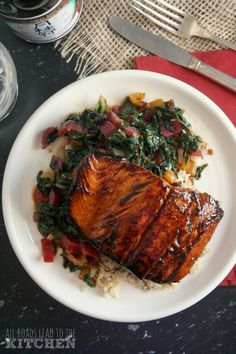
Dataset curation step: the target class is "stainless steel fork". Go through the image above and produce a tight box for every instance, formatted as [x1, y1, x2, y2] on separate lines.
[131, 0, 236, 51]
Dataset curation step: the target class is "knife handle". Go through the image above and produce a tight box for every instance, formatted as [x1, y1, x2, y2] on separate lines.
[189, 57, 236, 92]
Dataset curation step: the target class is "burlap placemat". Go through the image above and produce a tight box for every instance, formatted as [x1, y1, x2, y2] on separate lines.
[55, 0, 236, 78]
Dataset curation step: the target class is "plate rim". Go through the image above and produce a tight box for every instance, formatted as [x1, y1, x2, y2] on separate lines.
[2, 70, 236, 322]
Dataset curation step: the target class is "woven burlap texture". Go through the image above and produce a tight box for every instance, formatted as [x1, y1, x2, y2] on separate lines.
[55, 0, 236, 78]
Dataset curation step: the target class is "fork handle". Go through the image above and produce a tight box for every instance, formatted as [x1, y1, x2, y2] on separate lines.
[189, 57, 236, 92]
[202, 31, 236, 51]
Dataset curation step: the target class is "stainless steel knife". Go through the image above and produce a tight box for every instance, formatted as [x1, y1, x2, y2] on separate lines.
[109, 15, 236, 92]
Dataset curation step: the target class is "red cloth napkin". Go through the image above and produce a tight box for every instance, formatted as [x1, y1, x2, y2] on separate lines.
[135, 49, 236, 285]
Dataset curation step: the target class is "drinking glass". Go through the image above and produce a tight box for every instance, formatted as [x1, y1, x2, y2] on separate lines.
[0, 42, 18, 122]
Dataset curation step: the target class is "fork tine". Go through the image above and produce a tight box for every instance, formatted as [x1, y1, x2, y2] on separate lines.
[138, 0, 182, 21]
[155, 0, 185, 16]
[132, 4, 178, 35]
[133, 0, 180, 28]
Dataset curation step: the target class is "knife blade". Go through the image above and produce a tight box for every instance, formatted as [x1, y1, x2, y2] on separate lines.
[109, 15, 236, 92]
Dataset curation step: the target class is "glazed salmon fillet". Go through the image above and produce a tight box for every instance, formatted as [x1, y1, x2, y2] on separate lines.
[69, 154, 171, 264]
[144, 191, 223, 283]
[127, 187, 196, 278]
[68, 154, 224, 282]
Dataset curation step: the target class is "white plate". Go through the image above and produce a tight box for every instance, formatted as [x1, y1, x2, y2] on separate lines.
[2, 70, 236, 322]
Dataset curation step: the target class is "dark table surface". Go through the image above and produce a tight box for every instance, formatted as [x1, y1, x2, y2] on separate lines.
[0, 22, 235, 354]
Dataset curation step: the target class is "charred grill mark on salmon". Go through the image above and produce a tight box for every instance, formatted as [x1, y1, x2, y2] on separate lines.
[68, 154, 224, 283]
[127, 188, 196, 278]
[148, 192, 224, 283]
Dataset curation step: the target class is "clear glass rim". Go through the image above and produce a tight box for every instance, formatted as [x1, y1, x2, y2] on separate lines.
[0, 83, 18, 122]
[0, 42, 18, 122]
